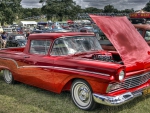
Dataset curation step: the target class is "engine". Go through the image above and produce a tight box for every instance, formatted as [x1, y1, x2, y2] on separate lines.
[92, 53, 123, 64]
[92, 53, 113, 62]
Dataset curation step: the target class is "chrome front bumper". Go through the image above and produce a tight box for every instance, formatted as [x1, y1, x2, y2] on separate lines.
[93, 90, 143, 106]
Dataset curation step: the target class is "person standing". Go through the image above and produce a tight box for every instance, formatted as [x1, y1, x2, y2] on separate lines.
[1, 31, 7, 48]
[26, 31, 30, 39]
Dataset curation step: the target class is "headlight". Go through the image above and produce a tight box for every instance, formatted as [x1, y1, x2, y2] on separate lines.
[115, 69, 125, 81]
[118, 70, 125, 81]
[106, 70, 125, 93]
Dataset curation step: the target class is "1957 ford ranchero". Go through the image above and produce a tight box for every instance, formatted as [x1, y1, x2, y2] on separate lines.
[0, 15, 150, 110]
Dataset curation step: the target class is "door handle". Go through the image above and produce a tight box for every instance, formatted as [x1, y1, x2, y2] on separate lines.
[24, 56, 30, 58]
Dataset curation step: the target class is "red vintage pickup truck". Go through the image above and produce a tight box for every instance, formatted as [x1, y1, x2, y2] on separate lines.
[0, 15, 150, 111]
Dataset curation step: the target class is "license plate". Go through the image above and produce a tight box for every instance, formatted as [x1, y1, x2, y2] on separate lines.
[143, 87, 150, 95]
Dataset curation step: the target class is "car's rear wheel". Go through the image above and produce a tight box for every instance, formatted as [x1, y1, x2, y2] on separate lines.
[3, 69, 14, 84]
[71, 79, 97, 110]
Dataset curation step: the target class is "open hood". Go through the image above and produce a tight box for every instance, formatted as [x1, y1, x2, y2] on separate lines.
[90, 15, 150, 67]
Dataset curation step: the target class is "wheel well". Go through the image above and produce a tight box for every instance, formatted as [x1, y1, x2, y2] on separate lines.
[62, 78, 92, 92]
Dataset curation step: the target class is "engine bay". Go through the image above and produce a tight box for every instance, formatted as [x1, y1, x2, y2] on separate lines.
[92, 52, 124, 64]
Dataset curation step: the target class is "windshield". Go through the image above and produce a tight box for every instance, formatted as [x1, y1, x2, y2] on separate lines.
[51, 36, 102, 56]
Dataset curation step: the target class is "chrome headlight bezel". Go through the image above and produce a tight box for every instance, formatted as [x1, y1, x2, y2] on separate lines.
[118, 70, 125, 81]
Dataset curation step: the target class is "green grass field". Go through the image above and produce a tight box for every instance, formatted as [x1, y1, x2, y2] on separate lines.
[1, 73, 150, 113]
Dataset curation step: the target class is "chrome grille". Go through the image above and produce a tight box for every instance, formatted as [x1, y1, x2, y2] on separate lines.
[121, 72, 150, 89]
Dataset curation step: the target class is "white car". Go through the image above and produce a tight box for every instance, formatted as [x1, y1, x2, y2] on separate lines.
[3, 27, 13, 34]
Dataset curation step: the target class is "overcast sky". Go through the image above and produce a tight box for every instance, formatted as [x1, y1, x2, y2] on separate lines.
[21, 0, 149, 10]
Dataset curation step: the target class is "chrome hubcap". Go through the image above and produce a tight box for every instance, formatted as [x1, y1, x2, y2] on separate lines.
[79, 87, 89, 102]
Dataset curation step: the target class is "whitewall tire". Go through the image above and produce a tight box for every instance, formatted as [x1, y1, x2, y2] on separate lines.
[71, 79, 97, 110]
[3, 69, 14, 84]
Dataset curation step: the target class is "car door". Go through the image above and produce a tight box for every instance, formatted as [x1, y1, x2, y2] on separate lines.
[17, 39, 55, 92]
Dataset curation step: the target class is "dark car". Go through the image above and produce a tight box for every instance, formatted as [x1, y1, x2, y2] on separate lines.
[97, 33, 114, 51]
[6, 34, 27, 48]
[133, 24, 150, 46]
[79, 25, 95, 33]
[31, 29, 52, 34]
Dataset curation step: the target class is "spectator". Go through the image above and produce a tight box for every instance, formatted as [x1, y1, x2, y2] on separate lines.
[1, 31, 7, 48]
[26, 31, 30, 39]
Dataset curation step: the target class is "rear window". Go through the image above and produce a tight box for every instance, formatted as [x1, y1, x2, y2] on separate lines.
[30, 40, 51, 55]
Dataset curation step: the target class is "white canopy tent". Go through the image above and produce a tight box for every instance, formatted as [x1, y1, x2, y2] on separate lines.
[19, 21, 37, 27]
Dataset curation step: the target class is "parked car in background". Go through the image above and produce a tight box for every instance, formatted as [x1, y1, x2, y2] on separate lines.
[79, 26, 95, 33]
[97, 32, 115, 51]
[6, 34, 27, 48]
[3, 27, 13, 34]
[133, 24, 150, 46]
[51, 28, 72, 32]
[31, 29, 52, 34]
[31, 30, 45, 34]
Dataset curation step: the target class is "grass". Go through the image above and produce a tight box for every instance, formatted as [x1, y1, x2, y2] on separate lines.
[1, 73, 150, 113]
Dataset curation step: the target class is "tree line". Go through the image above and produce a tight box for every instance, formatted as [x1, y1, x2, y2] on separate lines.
[0, 0, 150, 26]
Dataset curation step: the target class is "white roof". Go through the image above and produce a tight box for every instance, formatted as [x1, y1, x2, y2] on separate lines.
[20, 21, 37, 25]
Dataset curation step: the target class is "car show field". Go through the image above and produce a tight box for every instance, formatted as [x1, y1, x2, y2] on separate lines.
[1, 15, 150, 111]
[2, 0, 150, 112]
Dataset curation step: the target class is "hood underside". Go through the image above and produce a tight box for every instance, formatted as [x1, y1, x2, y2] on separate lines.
[90, 15, 150, 68]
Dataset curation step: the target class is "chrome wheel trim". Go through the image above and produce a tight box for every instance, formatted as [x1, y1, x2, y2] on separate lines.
[72, 81, 92, 108]
[3, 69, 13, 83]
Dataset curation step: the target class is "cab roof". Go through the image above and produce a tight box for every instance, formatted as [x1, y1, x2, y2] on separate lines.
[28, 32, 95, 40]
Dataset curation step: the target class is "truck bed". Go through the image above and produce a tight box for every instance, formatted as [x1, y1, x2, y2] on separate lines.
[0, 47, 25, 55]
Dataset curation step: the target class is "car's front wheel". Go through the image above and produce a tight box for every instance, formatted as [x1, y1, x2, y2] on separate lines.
[3, 69, 15, 84]
[71, 79, 97, 110]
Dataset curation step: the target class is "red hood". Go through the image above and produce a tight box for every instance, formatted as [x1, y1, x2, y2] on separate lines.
[90, 15, 150, 70]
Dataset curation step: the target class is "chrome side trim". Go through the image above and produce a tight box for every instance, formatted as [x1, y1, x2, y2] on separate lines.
[54, 66, 110, 76]
[0, 57, 110, 76]
[0, 57, 20, 68]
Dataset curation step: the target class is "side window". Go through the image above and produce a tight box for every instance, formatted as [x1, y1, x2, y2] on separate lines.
[30, 40, 51, 55]
[51, 39, 68, 56]
[145, 30, 150, 41]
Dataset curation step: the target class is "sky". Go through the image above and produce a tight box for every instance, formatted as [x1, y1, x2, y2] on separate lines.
[21, 0, 149, 10]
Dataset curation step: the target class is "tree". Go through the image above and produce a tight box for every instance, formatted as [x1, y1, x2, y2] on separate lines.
[143, 1, 150, 12]
[40, 0, 79, 21]
[104, 4, 115, 13]
[0, 0, 22, 26]
[84, 7, 103, 13]
[121, 8, 134, 13]
[68, 5, 82, 20]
